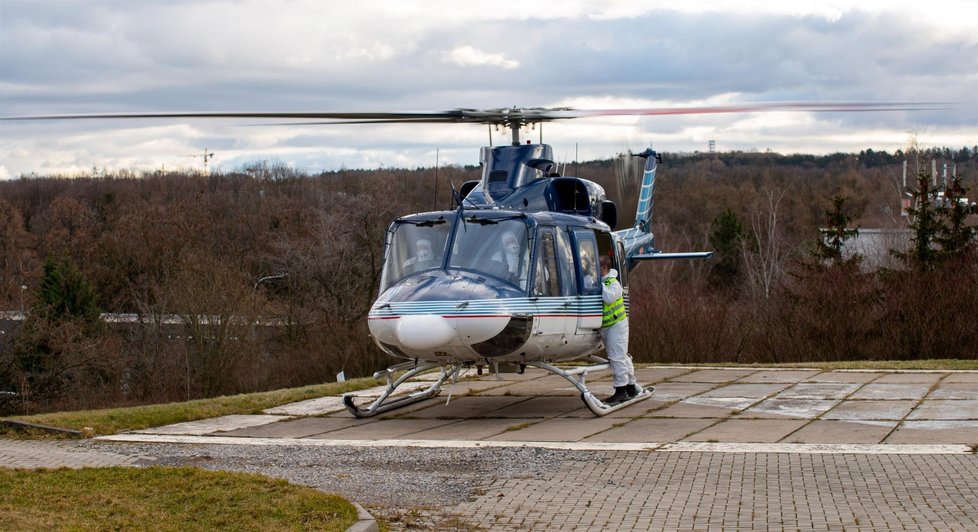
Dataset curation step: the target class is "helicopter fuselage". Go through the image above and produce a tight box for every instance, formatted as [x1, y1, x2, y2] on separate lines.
[368, 208, 627, 365]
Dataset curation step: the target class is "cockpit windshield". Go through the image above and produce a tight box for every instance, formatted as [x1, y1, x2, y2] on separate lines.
[379, 214, 532, 292]
[449, 217, 530, 290]
[380, 216, 451, 290]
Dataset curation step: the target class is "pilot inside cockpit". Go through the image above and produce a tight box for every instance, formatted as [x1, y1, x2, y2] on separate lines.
[402, 238, 435, 271]
[491, 231, 522, 277]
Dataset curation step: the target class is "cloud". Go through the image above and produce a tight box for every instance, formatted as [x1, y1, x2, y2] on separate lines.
[0, 1, 974, 177]
[441, 46, 520, 69]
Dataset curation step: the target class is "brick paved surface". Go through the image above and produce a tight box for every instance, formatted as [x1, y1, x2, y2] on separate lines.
[455, 451, 978, 531]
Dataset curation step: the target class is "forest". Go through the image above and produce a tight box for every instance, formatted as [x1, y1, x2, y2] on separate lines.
[1, 145, 976, 415]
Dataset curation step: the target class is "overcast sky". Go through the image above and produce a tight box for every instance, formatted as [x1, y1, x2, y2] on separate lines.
[1, 0, 976, 178]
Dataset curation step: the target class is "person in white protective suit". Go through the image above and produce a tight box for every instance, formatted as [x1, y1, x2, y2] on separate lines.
[402, 238, 434, 270]
[599, 255, 642, 405]
[491, 231, 522, 276]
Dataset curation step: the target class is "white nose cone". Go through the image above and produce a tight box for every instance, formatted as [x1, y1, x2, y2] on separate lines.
[396, 315, 456, 350]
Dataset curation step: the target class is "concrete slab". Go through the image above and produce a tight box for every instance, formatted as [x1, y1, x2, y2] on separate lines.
[221, 416, 365, 438]
[583, 418, 716, 443]
[848, 383, 932, 400]
[563, 399, 672, 419]
[135, 415, 287, 435]
[776, 382, 861, 399]
[633, 367, 696, 382]
[645, 401, 738, 419]
[485, 416, 623, 442]
[741, 398, 840, 419]
[647, 382, 722, 400]
[475, 378, 580, 396]
[885, 421, 978, 444]
[309, 418, 458, 440]
[784, 420, 897, 444]
[404, 418, 537, 440]
[683, 419, 808, 443]
[669, 369, 757, 383]
[874, 372, 945, 384]
[698, 383, 789, 399]
[682, 396, 760, 411]
[822, 400, 916, 421]
[929, 383, 978, 400]
[804, 372, 883, 383]
[906, 400, 978, 420]
[736, 370, 822, 383]
[396, 395, 529, 419]
[942, 372, 978, 383]
[472, 396, 584, 418]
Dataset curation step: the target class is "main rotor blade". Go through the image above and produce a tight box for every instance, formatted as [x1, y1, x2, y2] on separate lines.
[1, 102, 952, 126]
[544, 102, 952, 119]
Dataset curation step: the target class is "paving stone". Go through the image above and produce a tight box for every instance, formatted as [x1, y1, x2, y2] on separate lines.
[942, 372, 978, 384]
[136, 414, 287, 435]
[669, 369, 758, 383]
[485, 416, 623, 442]
[308, 418, 457, 440]
[804, 371, 884, 383]
[886, 421, 978, 444]
[404, 418, 536, 440]
[906, 399, 978, 420]
[784, 420, 896, 444]
[221, 416, 365, 438]
[777, 382, 861, 399]
[391, 395, 529, 419]
[698, 382, 789, 398]
[583, 418, 716, 443]
[873, 372, 945, 384]
[822, 400, 916, 421]
[736, 370, 823, 383]
[683, 419, 808, 443]
[646, 401, 739, 419]
[929, 383, 978, 400]
[742, 398, 840, 419]
[848, 383, 932, 400]
[646, 381, 721, 400]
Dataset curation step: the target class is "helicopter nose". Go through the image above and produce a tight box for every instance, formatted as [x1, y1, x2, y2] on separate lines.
[396, 315, 455, 350]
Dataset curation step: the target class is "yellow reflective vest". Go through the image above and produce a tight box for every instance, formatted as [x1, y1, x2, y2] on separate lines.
[602, 277, 627, 328]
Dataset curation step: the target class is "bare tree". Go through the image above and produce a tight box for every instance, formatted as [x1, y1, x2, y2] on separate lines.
[742, 187, 788, 299]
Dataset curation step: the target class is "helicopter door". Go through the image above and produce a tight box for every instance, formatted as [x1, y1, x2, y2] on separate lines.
[532, 229, 575, 346]
[573, 230, 602, 332]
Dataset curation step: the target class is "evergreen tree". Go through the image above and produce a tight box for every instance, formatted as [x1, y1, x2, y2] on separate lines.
[812, 195, 859, 265]
[707, 208, 744, 290]
[37, 256, 101, 327]
[894, 172, 942, 270]
[934, 173, 978, 258]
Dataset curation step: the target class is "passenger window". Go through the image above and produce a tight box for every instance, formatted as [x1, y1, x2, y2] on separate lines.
[574, 230, 601, 295]
[533, 231, 560, 297]
[555, 229, 577, 296]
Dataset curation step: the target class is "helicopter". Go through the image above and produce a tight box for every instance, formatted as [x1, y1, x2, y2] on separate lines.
[1, 103, 943, 416]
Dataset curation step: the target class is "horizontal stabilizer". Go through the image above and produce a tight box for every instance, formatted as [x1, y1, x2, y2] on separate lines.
[631, 251, 714, 261]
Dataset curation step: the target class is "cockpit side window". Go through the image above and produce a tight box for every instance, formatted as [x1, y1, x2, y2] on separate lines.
[380, 219, 451, 291]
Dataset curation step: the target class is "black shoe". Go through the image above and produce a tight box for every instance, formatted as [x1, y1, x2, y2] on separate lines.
[605, 386, 631, 405]
[626, 384, 643, 398]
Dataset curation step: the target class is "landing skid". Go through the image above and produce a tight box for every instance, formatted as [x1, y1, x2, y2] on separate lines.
[526, 357, 654, 416]
[343, 361, 458, 418]
[343, 357, 653, 418]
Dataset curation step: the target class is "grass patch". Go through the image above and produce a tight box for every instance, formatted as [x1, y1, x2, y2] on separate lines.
[0, 466, 358, 531]
[2, 378, 381, 438]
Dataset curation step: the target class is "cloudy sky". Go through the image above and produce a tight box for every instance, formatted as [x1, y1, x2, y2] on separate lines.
[1, 0, 976, 178]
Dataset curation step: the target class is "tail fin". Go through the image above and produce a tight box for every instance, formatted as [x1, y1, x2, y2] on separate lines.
[613, 148, 712, 270]
[633, 147, 660, 231]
